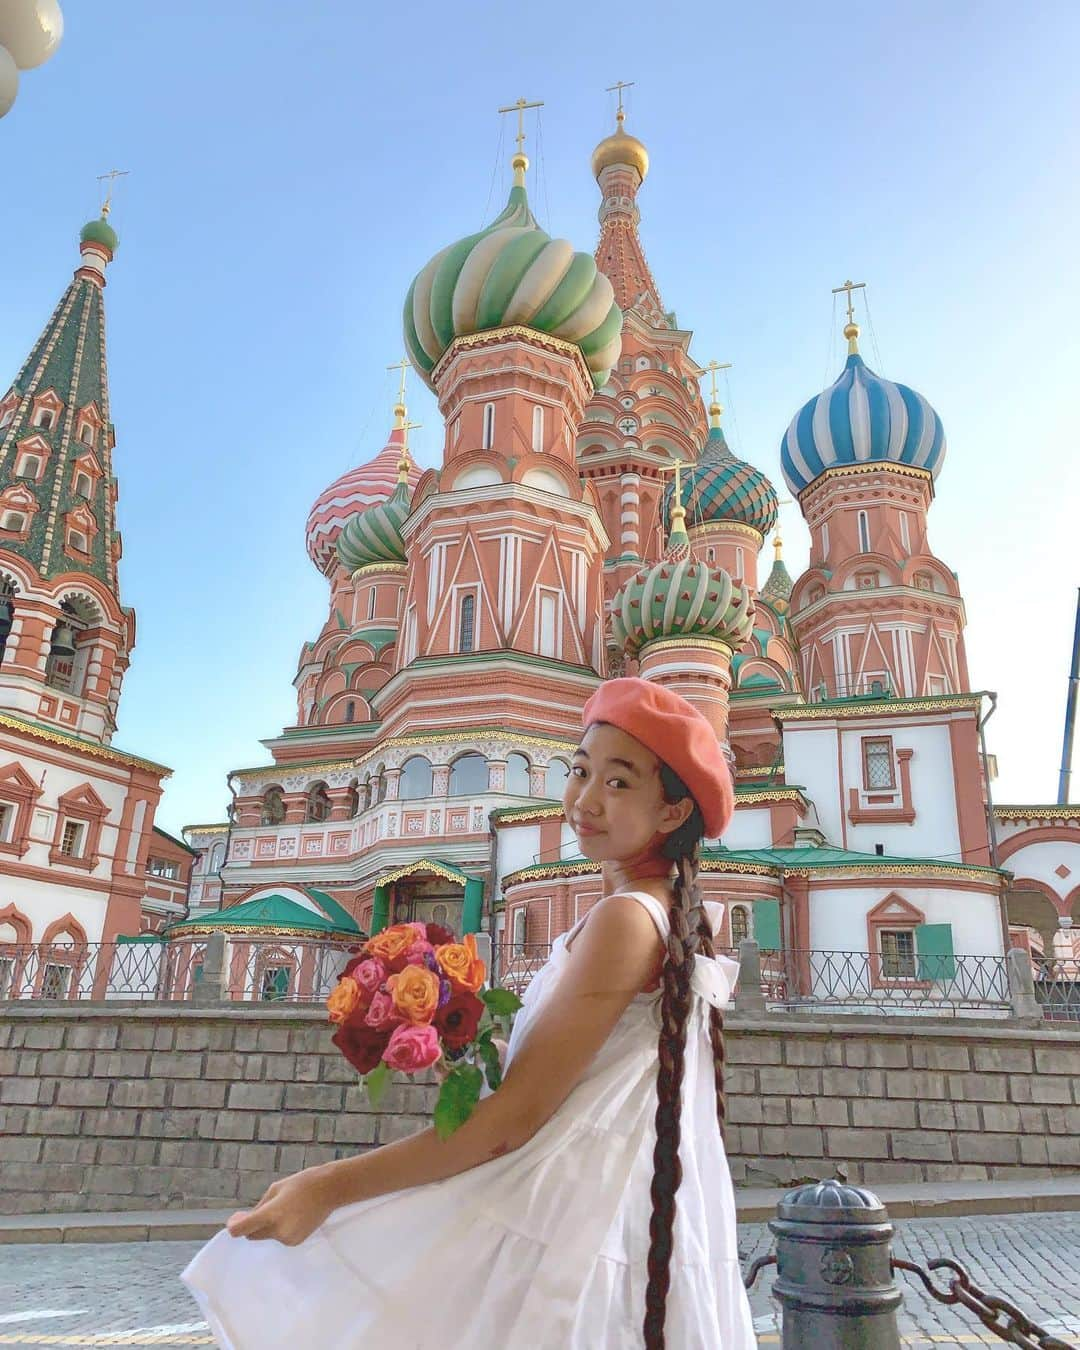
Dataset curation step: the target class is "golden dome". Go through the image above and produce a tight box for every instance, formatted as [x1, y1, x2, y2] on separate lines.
[591, 113, 649, 183]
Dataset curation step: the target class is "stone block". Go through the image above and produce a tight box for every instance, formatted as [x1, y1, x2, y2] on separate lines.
[256, 1028, 292, 1053]
[198, 1111, 256, 1142]
[23, 1106, 82, 1135]
[56, 1079, 109, 1108]
[1046, 1105, 1080, 1135]
[80, 1109, 140, 1138]
[157, 1108, 203, 1138]
[204, 1052, 253, 1080]
[761, 1126, 824, 1157]
[376, 1114, 429, 1144]
[207, 1025, 237, 1051]
[92, 1051, 150, 1078]
[1017, 1105, 1048, 1132]
[284, 1083, 344, 1112]
[980, 1103, 1022, 1133]
[789, 1097, 850, 1127]
[919, 1162, 990, 1182]
[783, 1039, 842, 1067]
[276, 1143, 311, 1173]
[21, 1024, 66, 1050]
[314, 1116, 338, 1145]
[757, 1066, 802, 1096]
[176, 1140, 221, 1169]
[233, 1026, 260, 1052]
[853, 1099, 917, 1129]
[883, 1069, 947, 1101]
[95, 1140, 143, 1167]
[726, 1036, 782, 1065]
[844, 1040, 909, 1069]
[171, 1080, 228, 1110]
[891, 1130, 954, 1162]
[727, 1096, 763, 1125]
[972, 1044, 1034, 1074]
[821, 1067, 885, 1098]
[0, 1135, 42, 1162]
[0, 1050, 16, 1075]
[1047, 1137, 1080, 1165]
[761, 1098, 790, 1125]
[110, 1080, 168, 1109]
[724, 1067, 757, 1096]
[152, 1026, 175, 1051]
[333, 1114, 378, 1145]
[955, 1133, 1020, 1164]
[117, 1024, 158, 1051]
[257, 1115, 285, 1142]
[174, 1025, 213, 1052]
[1028, 1077, 1073, 1104]
[299, 1145, 340, 1169]
[947, 1073, 1008, 1102]
[293, 1054, 322, 1082]
[825, 1128, 888, 1159]
[279, 1113, 319, 1143]
[290, 1026, 329, 1055]
[148, 1051, 203, 1079]
[227, 1082, 285, 1111]
[1020, 1136, 1051, 1166]
[916, 1102, 957, 1131]
[858, 1161, 925, 1184]
[910, 1042, 971, 1072]
[16, 1052, 39, 1075]
[1033, 1046, 1080, 1076]
[954, 1103, 981, 1130]
[320, 1055, 357, 1084]
[0, 1078, 42, 1104]
[49, 1050, 95, 1077]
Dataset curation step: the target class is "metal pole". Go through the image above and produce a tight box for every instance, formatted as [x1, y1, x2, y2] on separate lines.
[1058, 587, 1080, 805]
[769, 1179, 902, 1348]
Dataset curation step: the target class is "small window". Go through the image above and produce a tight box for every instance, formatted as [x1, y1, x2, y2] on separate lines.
[857, 510, 871, 553]
[898, 512, 911, 552]
[863, 738, 895, 790]
[505, 752, 531, 795]
[880, 930, 916, 979]
[59, 820, 84, 858]
[927, 675, 949, 695]
[18, 454, 41, 480]
[306, 783, 331, 822]
[706, 547, 715, 563]
[34, 409, 54, 431]
[809, 584, 825, 605]
[512, 908, 527, 951]
[367, 586, 377, 620]
[734, 546, 745, 580]
[532, 405, 544, 453]
[68, 531, 89, 554]
[821, 522, 830, 558]
[79, 424, 94, 446]
[481, 403, 495, 450]
[260, 967, 290, 1001]
[0, 407, 14, 429]
[0, 801, 13, 843]
[74, 473, 92, 498]
[1, 511, 27, 533]
[261, 786, 286, 826]
[730, 905, 750, 946]
[399, 755, 434, 799]
[459, 594, 475, 653]
[343, 699, 355, 723]
[449, 753, 487, 796]
[147, 858, 180, 879]
[42, 963, 71, 999]
[453, 417, 461, 445]
[545, 758, 570, 797]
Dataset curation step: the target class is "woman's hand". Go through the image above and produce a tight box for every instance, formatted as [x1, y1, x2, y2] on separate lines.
[225, 1166, 335, 1246]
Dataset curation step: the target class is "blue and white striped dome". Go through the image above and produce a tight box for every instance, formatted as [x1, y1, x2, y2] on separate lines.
[781, 349, 946, 495]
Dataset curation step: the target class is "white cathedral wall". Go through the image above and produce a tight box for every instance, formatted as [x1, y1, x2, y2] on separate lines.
[998, 840, 1078, 904]
[809, 884, 1004, 957]
[10, 874, 111, 945]
[719, 807, 772, 851]
[496, 823, 544, 881]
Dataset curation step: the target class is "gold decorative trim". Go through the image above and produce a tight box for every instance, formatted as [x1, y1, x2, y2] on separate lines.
[0, 712, 171, 777]
[503, 860, 601, 887]
[435, 325, 592, 385]
[382, 730, 577, 752]
[773, 695, 982, 722]
[733, 787, 807, 807]
[639, 636, 735, 656]
[735, 765, 785, 779]
[232, 758, 355, 780]
[169, 925, 357, 940]
[494, 804, 565, 824]
[798, 461, 934, 500]
[687, 520, 764, 545]
[349, 563, 408, 578]
[183, 823, 230, 834]
[375, 859, 471, 887]
[993, 805, 1080, 822]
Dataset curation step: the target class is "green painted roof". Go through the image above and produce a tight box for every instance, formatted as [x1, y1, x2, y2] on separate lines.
[117, 932, 165, 944]
[662, 424, 778, 536]
[611, 542, 755, 656]
[164, 893, 361, 936]
[705, 845, 1004, 877]
[80, 216, 119, 253]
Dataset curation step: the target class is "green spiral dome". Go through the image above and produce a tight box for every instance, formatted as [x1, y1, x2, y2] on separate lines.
[336, 477, 411, 572]
[403, 174, 622, 392]
[611, 538, 755, 656]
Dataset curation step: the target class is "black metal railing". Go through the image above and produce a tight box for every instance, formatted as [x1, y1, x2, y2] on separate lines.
[493, 943, 552, 995]
[808, 675, 894, 703]
[1033, 958, 1080, 1022]
[768, 948, 1011, 1015]
[0, 942, 167, 1001]
[221, 938, 351, 1003]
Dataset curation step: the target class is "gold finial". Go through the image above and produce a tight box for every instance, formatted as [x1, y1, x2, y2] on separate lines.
[832, 279, 866, 354]
[387, 356, 410, 428]
[606, 79, 635, 127]
[498, 96, 545, 186]
[398, 419, 422, 482]
[773, 530, 784, 562]
[658, 456, 690, 530]
[704, 359, 732, 428]
[96, 168, 129, 217]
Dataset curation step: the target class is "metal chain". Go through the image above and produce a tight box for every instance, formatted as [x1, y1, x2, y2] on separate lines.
[742, 1251, 777, 1291]
[893, 1257, 1075, 1350]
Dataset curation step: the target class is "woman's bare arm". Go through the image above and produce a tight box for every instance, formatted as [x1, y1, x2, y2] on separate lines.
[227, 896, 663, 1240]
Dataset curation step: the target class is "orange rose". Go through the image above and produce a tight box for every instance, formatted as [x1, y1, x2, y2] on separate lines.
[365, 923, 417, 972]
[326, 976, 362, 1025]
[387, 964, 441, 1024]
[434, 934, 486, 994]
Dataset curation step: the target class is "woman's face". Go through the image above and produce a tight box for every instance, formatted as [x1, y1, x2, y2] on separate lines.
[563, 722, 693, 863]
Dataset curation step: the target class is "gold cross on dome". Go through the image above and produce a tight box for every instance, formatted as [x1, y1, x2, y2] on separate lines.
[497, 96, 545, 156]
[386, 356, 410, 407]
[96, 168, 129, 217]
[606, 80, 635, 119]
[402, 418, 422, 447]
[657, 455, 690, 502]
[832, 279, 866, 326]
[703, 359, 732, 405]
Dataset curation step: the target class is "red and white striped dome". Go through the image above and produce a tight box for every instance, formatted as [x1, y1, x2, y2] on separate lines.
[305, 426, 421, 576]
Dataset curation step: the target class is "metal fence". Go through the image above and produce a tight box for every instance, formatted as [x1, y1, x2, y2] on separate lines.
[0, 942, 167, 1001]
[1033, 958, 1080, 1022]
[765, 948, 1012, 1016]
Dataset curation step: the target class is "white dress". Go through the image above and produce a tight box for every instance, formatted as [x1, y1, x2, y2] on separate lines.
[181, 891, 757, 1349]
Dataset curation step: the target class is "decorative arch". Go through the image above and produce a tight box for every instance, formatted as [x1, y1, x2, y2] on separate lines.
[0, 902, 32, 945]
[41, 913, 90, 947]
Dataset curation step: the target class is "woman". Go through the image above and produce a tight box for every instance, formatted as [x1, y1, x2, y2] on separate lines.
[182, 677, 756, 1348]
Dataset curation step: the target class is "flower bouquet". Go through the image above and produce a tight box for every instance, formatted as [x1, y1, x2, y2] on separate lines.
[327, 921, 522, 1139]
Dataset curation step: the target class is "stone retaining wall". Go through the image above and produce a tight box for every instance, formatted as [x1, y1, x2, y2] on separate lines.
[1, 1004, 1078, 1214]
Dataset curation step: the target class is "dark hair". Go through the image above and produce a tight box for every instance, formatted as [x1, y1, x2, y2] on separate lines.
[643, 760, 726, 1349]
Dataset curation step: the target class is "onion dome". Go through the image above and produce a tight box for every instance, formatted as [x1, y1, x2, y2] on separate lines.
[80, 215, 118, 254]
[403, 154, 622, 392]
[611, 491, 754, 656]
[337, 451, 412, 571]
[663, 402, 778, 538]
[781, 324, 946, 496]
[305, 417, 421, 576]
[759, 534, 794, 613]
[591, 108, 649, 183]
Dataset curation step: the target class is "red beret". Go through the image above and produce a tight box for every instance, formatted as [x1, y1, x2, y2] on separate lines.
[581, 677, 734, 838]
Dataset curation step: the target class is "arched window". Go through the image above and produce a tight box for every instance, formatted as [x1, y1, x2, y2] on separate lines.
[532, 405, 544, 453]
[505, 752, 531, 796]
[74, 472, 91, 498]
[459, 594, 475, 653]
[209, 842, 226, 874]
[482, 403, 495, 450]
[79, 424, 94, 446]
[512, 907, 527, 951]
[449, 753, 487, 796]
[809, 584, 825, 605]
[345, 779, 360, 818]
[734, 546, 745, 579]
[306, 782, 331, 822]
[730, 905, 750, 946]
[343, 700, 356, 723]
[375, 764, 387, 804]
[857, 510, 871, 553]
[17, 454, 41, 480]
[360, 776, 373, 810]
[261, 786, 285, 826]
[0, 580, 14, 661]
[34, 408, 53, 431]
[545, 758, 570, 797]
[368, 587, 377, 620]
[399, 755, 434, 799]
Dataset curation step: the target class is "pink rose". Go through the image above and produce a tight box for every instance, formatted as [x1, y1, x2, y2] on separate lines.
[404, 939, 436, 967]
[408, 922, 427, 937]
[383, 1022, 441, 1072]
[350, 957, 388, 1000]
[364, 988, 405, 1031]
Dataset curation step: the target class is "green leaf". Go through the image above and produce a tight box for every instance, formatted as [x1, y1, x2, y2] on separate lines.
[364, 1060, 390, 1109]
[433, 1063, 484, 1141]
[477, 1035, 502, 1092]
[482, 988, 523, 1017]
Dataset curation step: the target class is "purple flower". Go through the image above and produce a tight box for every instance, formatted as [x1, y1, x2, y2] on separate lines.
[438, 977, 452, 1008]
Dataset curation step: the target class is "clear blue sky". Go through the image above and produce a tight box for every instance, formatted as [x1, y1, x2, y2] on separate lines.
[4, 1, 1078, 832]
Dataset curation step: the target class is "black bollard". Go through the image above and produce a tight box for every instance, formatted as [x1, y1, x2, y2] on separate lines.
[769, 1179, 902, 1349]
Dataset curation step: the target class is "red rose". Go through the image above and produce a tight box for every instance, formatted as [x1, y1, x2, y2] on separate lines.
[332, 1020, 391, 1075]
[434, 991, 484, 1050]
[425, 922, 456, 947]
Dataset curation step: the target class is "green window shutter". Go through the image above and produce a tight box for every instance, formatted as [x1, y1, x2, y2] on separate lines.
[462, 877, 484, 935]
[192, 964, 204, 983]
[752, 899, 782, 952]
[371, 884, 390, 935]
[915, 923, 955, 981]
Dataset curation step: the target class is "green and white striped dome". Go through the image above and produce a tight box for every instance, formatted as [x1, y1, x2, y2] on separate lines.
[336, 474, 411, 572]
[403, 168, 622, 392]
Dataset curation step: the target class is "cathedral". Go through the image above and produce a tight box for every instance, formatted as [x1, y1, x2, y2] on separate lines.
[3, 108, 1077, 1001]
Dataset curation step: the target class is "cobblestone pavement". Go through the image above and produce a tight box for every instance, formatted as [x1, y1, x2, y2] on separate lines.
[0, 1215, 1076, 1347]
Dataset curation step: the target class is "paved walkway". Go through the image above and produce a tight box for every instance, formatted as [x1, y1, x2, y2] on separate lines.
[0, 1213, 1076, 1348]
